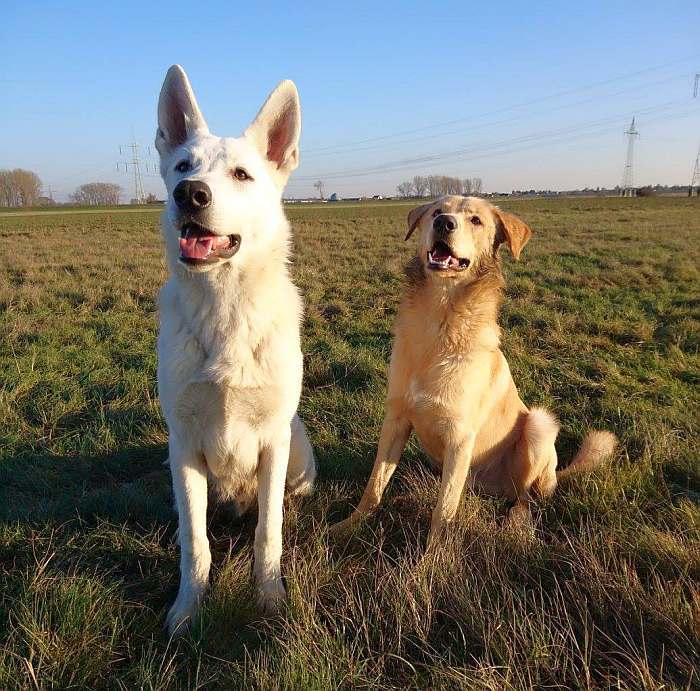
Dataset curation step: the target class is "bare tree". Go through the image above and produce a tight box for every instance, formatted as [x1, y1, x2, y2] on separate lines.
[397, 181, 413, 198]
[70, 182, 122, 206]
[0, 170, 16, 207]
[446, 176, 463, 194]
[313, 180, 325, 200]
[0, 169, 42, 207]
[427, 175, 441, 197]
[400, 174, 483, 199]
[427, 175, 462, 195]
[14, 170, 42, 206]
[412, 175, 428, 198]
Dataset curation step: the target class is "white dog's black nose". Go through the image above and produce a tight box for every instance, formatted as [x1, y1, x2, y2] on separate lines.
[173, 180, 212, 212]
[433, 214, 457, 234]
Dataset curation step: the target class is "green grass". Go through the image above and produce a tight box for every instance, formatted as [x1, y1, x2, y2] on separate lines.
[1, 197, 698, 689]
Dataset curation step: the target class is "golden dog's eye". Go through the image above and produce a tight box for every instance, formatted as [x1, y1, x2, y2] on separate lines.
[432, 209, 442, 218]
[175, 160, 191, 173]
[233, 167, 252, 181]
[470, 216, 482, 225]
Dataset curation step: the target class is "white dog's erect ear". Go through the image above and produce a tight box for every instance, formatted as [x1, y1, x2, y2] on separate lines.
[156, 65, 209, 155]
[245, 80, 301, 184]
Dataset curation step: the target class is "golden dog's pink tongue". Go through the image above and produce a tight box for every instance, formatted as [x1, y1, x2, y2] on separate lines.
[179, 236, 213, 259]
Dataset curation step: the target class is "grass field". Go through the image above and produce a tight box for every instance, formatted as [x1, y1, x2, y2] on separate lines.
[0, 197, 698, 689]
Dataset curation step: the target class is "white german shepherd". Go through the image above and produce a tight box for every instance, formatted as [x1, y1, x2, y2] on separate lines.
[155, 65, 316, 636]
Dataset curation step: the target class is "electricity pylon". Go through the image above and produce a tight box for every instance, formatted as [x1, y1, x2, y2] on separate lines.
[117, 135, 151, 204]
[620, 117, 639, 197]
[689, 144, 700, 197]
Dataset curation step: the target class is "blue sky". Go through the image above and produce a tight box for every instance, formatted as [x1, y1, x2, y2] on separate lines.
[2, 1, 699, 200]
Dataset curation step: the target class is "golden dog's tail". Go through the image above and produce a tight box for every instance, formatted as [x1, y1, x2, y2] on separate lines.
[556, 430, 617, 481]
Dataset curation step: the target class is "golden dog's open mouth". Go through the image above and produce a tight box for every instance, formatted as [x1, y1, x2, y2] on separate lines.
[179, 223, 241, 264]
[427, 240, 470, 271]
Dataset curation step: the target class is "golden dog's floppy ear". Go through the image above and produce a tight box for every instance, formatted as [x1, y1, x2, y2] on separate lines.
[493, 209, 532, 260]
[405, 201, 434, 240]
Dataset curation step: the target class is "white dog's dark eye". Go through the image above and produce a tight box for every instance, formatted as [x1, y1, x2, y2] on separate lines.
[175, 160, 191, 173]
[432, 209, 442, 218]
[233, 167, 252, 181]
[471, 216, 482, 225]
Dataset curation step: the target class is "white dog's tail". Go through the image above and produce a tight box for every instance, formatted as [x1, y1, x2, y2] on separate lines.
[286, 414, 317, 497]
[557, 430, 617, 481]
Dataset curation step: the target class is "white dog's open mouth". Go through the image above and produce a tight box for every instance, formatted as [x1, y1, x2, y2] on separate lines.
[427, 240, 470, 271]
[179, 223, 241, 263]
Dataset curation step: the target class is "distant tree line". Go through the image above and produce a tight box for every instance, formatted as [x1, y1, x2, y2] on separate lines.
[0, 169, 42, 207]
[70, 182, 122, 206]
[505, 184, 695, 198]
[396, 175, 483, 199]
[0, 169, 127, 208]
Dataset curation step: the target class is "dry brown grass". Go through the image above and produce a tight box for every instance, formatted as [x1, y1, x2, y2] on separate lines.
[0, 196, 698, 689]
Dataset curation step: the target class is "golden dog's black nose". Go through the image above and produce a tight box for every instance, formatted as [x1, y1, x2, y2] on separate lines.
[433, 214, 457, 234]
[173, 179, 212, 212]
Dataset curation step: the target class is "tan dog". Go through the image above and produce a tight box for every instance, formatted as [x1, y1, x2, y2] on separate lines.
[334, 195, 616, 543]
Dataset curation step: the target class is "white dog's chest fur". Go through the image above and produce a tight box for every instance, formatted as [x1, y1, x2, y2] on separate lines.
[158, 267, 303, 487]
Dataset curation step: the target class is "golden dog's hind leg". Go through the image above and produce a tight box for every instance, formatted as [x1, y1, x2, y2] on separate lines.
[507, 408, 559, 525]
[428, 431, 476, 547]
[506, 439, 539, 526]
[332, 409, 412, 533]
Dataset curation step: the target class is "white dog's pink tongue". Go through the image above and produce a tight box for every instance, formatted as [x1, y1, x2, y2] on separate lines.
[179, 236, 214, 259]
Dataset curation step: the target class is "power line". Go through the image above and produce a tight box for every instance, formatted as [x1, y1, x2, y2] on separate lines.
[293, 100, 690, 182]
[303, 54, 700, 155]
[284, 107, 699, 197]
[304, 72, 691, 160]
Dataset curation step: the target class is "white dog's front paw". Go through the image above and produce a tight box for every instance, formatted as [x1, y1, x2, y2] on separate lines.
[166, 587, 204, 637]
[257, 577, 287, 616]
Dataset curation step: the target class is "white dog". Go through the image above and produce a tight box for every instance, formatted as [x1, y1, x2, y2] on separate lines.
[155, 65, 316, 636]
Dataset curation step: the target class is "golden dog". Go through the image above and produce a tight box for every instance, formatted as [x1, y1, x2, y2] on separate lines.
[334, 195, 616, 542]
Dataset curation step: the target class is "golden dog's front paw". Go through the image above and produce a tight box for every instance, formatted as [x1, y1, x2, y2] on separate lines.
[427, 506, 453, 550]
[329, 513, 363, 538]
[426, 519, 447, 550]
[507, 501, 533, 528]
